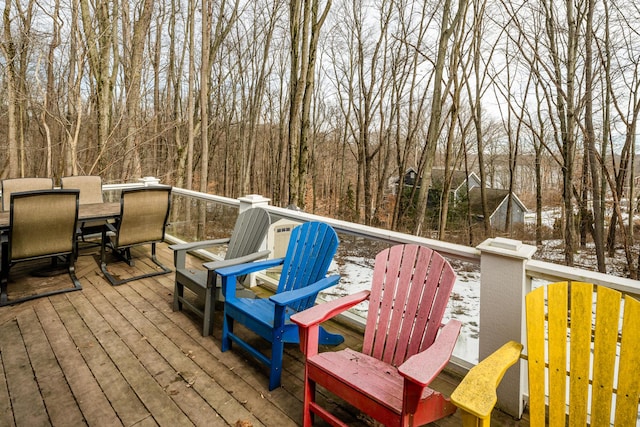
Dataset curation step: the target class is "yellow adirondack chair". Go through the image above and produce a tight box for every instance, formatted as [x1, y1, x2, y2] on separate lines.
[451, 281, 640, 426]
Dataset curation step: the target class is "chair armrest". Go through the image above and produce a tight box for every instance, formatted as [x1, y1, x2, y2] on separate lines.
[269, 275, 340, 306]
[168, 238, 230, 253]
[290, 289, 370, 328]
[291, 290, 370, 357]
[398, 320, 462, 387]
[450, 341, 523, 420]
[169, 238, 231, 270]
[218, 257, 285, 301]
[202, 250, 270, 271]
[216, 257, 285, 278]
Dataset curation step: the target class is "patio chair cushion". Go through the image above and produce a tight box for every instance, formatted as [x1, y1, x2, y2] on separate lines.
[1, 189, 82, 306]
[1, 177, 54, 212]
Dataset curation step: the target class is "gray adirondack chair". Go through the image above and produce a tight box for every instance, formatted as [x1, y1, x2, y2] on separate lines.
[169, 207, 271, 336]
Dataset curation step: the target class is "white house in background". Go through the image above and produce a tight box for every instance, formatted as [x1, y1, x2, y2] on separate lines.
[467, 187, 529, 229]
[388, 167, 481, 202]
[429, 168, 481, 203]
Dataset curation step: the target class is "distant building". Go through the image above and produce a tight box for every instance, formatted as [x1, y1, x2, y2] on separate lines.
[390, 167, 528, 230]
[467, 187, 528, 229]
[389, 167, 481, 202]
[403, 167, 419, 186]
[429, 168, 481, 205]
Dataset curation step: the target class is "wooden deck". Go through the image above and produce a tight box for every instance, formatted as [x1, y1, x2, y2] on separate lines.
[0, 243, 527, 426]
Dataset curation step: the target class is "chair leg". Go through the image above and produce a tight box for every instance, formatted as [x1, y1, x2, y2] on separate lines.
[173, 282, 183, 311]
[202, 286, 214, 337]
[125, 248, 133, 266]
[222, 310, 233, 351]
[0, 253, 82, 307]
[101, 241, 171, 286]
[67, 254, 83, 291]
[303, 372, 316, 427]
[269, 337, 284, 390]
[1, 244, 9, 306]
[0, 277, 8, 306]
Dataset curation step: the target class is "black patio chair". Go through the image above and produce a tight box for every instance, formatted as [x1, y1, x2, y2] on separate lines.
[61, 175, 107, 246]
[1, 177, 54, 212]
[100, 186, 172, 286]
[0, 189, 81, 306]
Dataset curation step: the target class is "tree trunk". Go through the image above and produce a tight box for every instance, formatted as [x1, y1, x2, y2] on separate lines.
[287, 0, 330, 209]
[413, 0, 465, 235]
[80, 0, 117, 173]
[1, 0, 20, 178]
[584, 0, 605, 271]
[200, 0, 211, 193]
[121, 0, 153, 180]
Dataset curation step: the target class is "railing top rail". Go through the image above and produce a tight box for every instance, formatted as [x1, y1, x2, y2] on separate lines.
[526, 259, 640, 295]
[169, 187, 240, 208]
[104, 183, 241, 209]
[103, 182, 147, 191]
[262, 205, 480, 264]
[115, 183, 640, 295]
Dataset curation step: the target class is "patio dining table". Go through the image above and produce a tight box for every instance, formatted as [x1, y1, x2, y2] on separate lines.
[0, 202, 121, 231]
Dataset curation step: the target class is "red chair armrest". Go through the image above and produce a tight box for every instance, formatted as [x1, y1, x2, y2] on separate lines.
[398, 319, 462, 387]
[290, 290, 370, 328]
[290, 290, 370, 357]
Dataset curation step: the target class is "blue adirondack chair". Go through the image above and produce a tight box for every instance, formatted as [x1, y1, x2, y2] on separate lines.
[216, 221, 343, 390]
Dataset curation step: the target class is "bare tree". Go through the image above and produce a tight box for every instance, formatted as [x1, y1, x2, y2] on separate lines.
[80, 0, 118, 173]
[121, 0, 154, 180]
[200, 0, 211, 193]
[1, 0, 21, 178]
[582, 0, 605, 271]
[288, 0, 331, 208]
[64, 0, 85, 176]
[413, 0, 466, 235]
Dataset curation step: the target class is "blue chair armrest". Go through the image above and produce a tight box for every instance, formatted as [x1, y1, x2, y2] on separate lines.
[269, 275, 340, 306]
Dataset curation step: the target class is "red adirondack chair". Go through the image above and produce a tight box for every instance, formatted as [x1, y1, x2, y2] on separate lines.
[291, 244, 462, 427]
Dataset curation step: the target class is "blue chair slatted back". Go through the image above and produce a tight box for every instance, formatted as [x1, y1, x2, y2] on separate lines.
[277, 221, 339, 312]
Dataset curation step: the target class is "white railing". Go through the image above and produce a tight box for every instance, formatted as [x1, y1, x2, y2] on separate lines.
[110, 180, 640, 419]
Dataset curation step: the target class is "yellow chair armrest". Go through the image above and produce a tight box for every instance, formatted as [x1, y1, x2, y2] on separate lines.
[450, 341, 523, 420]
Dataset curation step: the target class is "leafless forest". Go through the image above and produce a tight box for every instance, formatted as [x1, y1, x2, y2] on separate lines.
[1, 0, 639, 277]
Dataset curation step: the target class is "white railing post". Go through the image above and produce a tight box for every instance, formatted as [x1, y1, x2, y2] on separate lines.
[476, 237, 536, 418]
[139, 176, 161, 186]
[238, 194, 271, 213]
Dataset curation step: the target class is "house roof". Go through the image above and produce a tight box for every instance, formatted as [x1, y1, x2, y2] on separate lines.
[467, 187, 528, 217]
[392, 167, 481, 192]
[430, 168, 471, 190]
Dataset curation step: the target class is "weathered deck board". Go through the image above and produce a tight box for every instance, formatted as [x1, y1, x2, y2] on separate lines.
[36, 298, 125, 426]
[0, 243, 527, 426]
[17, 305, 85, 426]
[2, 316, 50, 426]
